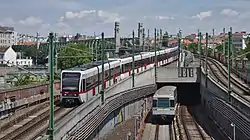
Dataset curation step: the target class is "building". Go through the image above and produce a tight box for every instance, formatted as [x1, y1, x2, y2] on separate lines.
[0, 46, 17, 66]
[0, 46, 33, 66]
[16, 57, 33, 66]
[224, 32, 247, 50]
[0, 26, 15, 47]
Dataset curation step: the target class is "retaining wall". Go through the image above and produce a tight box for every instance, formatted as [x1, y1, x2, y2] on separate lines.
[200, 67, 250, 140]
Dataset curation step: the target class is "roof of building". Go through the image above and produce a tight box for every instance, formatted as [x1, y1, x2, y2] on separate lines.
[0, 47, 10, 53]
[0, 26, 14, 33]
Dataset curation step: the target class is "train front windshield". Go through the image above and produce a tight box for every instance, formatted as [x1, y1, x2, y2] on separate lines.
[153, 98, 170, 108]
[62, 72, 81, 92]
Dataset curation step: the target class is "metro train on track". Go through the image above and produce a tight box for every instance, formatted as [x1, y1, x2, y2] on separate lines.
[152, 86, 177, 121]
[60, 46, 179, 105]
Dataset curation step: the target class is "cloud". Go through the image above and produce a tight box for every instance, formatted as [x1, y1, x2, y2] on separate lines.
[191, 11, 212, 20]
[62, 10, 123, 23]
[220, 9, 239, 16]
[143, 16, 175, 20]
[156, 16, 175, 20]
[19, 16, 43, 26]
[1, 0, 250, 36]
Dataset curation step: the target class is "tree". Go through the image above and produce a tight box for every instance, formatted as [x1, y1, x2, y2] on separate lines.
[58, 43, 93, 70]
[215, 44, 223, 52]
[187, 43, 198, 53]
[14, 75, 34, 86]
[162, 31, 169, 47]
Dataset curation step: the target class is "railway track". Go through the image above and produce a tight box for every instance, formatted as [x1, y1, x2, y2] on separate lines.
[205, 57, 249, 95]
[176, 105, 210, 140]
[142, 123, 172, 140]
[0, 99, 75, 140]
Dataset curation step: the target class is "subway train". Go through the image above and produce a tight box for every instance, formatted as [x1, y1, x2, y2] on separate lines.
[60, 46, 179, 105]
[152, 86, 177, 121]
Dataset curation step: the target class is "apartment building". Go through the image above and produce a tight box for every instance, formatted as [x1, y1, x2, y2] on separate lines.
[0, 26, 15, 47]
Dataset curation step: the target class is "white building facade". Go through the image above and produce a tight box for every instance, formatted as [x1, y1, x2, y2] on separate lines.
[0, 46, 33, 66]
[0, 46, 17, 66]
[0, 26, 15, 48]
[16, 58, 33, 66]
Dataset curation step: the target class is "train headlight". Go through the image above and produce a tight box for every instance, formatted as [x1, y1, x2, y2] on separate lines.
[74, 94, 77, 96]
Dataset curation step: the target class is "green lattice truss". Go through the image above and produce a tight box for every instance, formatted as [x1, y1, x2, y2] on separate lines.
[12, 37, 144, 58]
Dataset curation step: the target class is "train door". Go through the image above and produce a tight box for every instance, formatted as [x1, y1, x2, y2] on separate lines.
[81, 79, 87, 102]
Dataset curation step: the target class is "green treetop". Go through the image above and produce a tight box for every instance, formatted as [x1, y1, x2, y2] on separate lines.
[58, 43, 93, 70]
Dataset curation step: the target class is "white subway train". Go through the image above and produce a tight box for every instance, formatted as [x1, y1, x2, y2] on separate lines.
[60, 46, 179, 105]
[152, 86, 177, 119]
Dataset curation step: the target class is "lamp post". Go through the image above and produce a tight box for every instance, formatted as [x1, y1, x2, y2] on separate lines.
[48, 32, 54, 140]
[132, 30, 135, 88]
[231, 122, 236, 140]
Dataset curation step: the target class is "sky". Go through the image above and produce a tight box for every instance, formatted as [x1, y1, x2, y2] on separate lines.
[0, 0, 250, 37]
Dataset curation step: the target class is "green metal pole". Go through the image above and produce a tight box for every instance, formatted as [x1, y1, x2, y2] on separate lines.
[228, 31, 232, 102]
[95, 40, 98, 61]
[223, 28, 226, 63]
[198, 29, 201, 67]
[154, 28, 157, 82]
[132, 30, 135, 88]
[36, 32, 39, 66]
[48, 32, 54, 140]
[179, 29, 182, 63]
[230, 27, 233, 67]
[212, 28, 215, 58]
[54, 33, 57, 74]
[205, 33, 208, 88]
[101, 32, 105, 104]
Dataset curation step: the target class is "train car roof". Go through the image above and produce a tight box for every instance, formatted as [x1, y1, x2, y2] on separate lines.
[154, 86, 177, 98]
[63, 60, 117, 71]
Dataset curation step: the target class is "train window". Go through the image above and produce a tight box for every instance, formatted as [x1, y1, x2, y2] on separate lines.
[135, 60, 141, 68]
[81, 79, 85, 91]
[110, 68, 114, 76]
[61, 72, 80, 92]
[153, 100, 157, 107]
[98, 72, 103, 84]
[125, 63, 130, 72]
[115, 66, 121, 74]
[158, 98, 169, 108]
[170, 100, 175, 107]
[105, 70, 109, 79]
[86, 77, 93, 90]
[122, 64, 125, 73]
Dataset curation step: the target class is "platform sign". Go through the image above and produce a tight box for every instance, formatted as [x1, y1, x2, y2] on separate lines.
[178, 67, 194, 77]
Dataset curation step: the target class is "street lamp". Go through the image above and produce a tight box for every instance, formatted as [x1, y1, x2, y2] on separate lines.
[231, 122, 236, 140]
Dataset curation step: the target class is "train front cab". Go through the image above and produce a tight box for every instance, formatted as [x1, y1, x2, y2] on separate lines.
[152, 96, 176, 121]
[60, 71, 82, 105]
